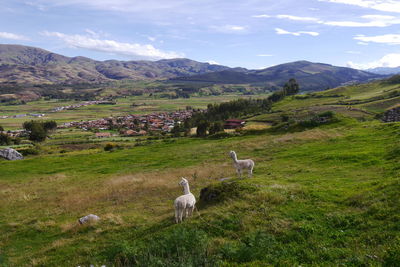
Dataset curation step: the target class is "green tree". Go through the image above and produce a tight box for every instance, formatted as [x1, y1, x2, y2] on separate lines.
[0, 133, 11, 145]
[43, 120, 57, 131]
[196, 120, 210, 137]
[283, 78, 300, 96]
[23, 121, 47, 142]
[171, 123, 182, 137]
[0, 125, 4, 131]
[29, 122, 47, 142]
[209, 121, 224, 135]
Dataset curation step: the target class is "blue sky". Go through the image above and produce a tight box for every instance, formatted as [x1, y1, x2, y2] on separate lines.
[1, 0, 400, 69]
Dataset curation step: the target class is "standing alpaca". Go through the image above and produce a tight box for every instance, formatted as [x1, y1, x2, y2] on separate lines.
[229, 150, 255, 178]
[174, 177, 196, 223]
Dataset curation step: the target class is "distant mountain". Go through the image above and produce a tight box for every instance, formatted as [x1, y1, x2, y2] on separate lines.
[366, 66, 400, 75]
[0, 44, 230, 84]
[0, 45, 384, 91]
[173, 61, 383, 91]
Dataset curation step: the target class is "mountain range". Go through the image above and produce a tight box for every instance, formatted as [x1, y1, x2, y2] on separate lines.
[173, 61, 383, 91]
[367, 66, 400, 75]
[0, 44, 384, 91]
[0, 44, 229, 84]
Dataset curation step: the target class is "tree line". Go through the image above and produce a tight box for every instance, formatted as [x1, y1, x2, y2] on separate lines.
[173, 78, 300, 137]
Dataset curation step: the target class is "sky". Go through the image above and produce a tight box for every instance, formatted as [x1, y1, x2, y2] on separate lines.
[1, 0, 400, 70]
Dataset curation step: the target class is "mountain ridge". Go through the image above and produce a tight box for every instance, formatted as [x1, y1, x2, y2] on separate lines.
[0, 44, 230, 84]
[173, 60, 383, 91]
[0, 44, 384, 91]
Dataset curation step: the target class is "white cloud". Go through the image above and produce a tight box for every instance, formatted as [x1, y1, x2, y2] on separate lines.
[354, 33, 400, 45]
[257, 54, 273, 57]
[207, 60, 219, 65]
[211, 25, 246, 33]
[357, 41, 369, 45]
[252, 14, 271, 18]
[275, 28, 319, 36]
[41, 31, 183, 59]
[147, 36, 156, 42]
[346, 50, 362, 54]
[276, 15, 320, 22]
[0, 32, 29, 40]
[324, 15, 400, 27]
[253, 14, 320, 22]
[254, 12, 400, 28]
[347, 53, 400, 69]
[319, 0, 400, 13]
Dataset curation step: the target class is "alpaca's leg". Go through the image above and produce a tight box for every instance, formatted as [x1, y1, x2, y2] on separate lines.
[190, 206, 195, 217]
[175, 207, 179, 224]
[249, 166, 253, 178]
[236, 168, 241, 178]
[188, 206, 194, 217]
[179, 208, 184, 223]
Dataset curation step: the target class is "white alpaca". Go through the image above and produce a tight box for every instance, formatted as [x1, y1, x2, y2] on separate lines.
[174, 177, 196, 223]
[229, 150, 254, 178]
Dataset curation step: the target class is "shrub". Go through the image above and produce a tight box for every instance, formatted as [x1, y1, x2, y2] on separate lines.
[18, 147, 40, 156]
[104, 143, 117, 152]
[199, 181, 257, 207]
[0, 133, 11, 145]
[208, 131, 233, 139]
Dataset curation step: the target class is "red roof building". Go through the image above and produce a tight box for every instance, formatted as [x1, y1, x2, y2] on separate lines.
[224, 119, 245, 129]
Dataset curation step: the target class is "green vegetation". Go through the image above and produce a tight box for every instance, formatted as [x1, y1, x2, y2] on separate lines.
[0, 76, 399, 266]
[23, 120, 57, 142]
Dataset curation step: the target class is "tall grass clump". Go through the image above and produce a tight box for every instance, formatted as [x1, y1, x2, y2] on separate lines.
[105, 227, 216, 266]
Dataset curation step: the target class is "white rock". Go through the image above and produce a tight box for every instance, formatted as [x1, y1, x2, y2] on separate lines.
[0, 148, 23, 161]
[78, 214, 100, 225]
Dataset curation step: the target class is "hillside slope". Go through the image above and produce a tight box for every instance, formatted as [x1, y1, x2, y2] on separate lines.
[174, 61, 383, 91]
[0, 44, 230, 84]
[0, 78, 399, 266]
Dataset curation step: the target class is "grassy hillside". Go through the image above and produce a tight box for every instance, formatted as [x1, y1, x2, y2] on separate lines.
[250, 76, 400, 124]
[1, 85, 399, 266]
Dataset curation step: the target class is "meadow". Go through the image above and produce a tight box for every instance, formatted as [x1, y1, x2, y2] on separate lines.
[0, 81, 399, 266]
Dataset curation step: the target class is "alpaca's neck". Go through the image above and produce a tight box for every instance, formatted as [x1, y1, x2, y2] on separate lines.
[183, 183, 191, 194]
[231, 153, 238, 163]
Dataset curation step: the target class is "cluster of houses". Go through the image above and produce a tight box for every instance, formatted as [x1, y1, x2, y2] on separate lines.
[0, 113, 45, 120]
[51, 100, 115, 112]
[59, 110, 194, 136]
[0, 100, 114, 121]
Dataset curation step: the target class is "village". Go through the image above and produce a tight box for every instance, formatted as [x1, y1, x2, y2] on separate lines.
[59, 110, 196, 137]
[0, 100, 114, 120]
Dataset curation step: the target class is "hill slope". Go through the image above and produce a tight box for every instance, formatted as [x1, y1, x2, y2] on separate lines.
[173, 61, 383, 91]
[1, 110, 399, 266]
[0, 44, 230, 84]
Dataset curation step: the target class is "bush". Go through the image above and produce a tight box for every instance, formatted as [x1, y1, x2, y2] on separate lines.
[0, 133, 11, 145]
[104, 142, 117, 152]
[208, 131, 233, 139]
[18, 147, 40, 156]
[199, 181, 257, 207]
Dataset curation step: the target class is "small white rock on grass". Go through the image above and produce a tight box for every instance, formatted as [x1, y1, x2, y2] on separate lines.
[78, 214, 100, 225]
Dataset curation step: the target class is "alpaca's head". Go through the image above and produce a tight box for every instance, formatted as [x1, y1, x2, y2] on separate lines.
[179, 177, 188, 186]
[229, 151, 236, 158]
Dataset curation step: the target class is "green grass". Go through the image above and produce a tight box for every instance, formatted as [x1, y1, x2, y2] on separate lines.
[1, 117, 399, 266]
[1, 80, 399, 266]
